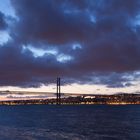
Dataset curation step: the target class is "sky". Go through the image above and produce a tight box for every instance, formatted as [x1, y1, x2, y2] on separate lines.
[0, 0, 140, 95]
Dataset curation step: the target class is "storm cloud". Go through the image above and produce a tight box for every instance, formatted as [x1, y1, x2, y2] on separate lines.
[0, 0, 140, 88]
[0, 11, 7, 30]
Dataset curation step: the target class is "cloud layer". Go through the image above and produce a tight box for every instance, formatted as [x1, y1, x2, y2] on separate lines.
[0, 0, 140, 88]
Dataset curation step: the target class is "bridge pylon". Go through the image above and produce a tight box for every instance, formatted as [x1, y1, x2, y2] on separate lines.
[56, 77, 61, 104]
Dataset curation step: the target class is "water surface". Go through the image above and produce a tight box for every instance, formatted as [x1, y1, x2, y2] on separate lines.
[0, 105, 139, 140]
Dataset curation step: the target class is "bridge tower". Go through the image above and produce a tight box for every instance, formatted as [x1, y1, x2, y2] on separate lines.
[56, 77, 61, 104]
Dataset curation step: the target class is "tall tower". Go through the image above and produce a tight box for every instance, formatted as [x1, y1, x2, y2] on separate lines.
[56, 77, 61, 104]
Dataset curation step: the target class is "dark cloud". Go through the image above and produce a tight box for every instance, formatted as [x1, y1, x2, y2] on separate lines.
[0, 0, 140, 88]
[0, 12, 7, 30]
[0, 42, 67, 87]
[11, 0, 93, 44]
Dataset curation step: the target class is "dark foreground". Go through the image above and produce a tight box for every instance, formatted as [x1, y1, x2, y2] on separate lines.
[0, 105, 139, 140]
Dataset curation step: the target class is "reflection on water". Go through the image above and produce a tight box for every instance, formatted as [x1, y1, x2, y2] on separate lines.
[0, 105, 139, 140]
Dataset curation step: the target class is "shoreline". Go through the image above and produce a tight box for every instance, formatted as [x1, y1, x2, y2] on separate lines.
[0, 100, 140, 106]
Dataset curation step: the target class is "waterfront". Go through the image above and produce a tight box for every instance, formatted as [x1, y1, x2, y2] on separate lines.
[0, 105, 139, 140]
[0, 93, 140, 105]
